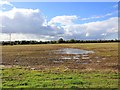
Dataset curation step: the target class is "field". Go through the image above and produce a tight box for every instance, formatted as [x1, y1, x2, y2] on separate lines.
[1, 43, 119, 88]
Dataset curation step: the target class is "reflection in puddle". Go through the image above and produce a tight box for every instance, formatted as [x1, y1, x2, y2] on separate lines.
[50, 48, 95, 65]
[52, 48, 95, 61]
[61, 55, 80, 60]
[82, 55, 90, 60]
[73, 56, 79, 60]
[61, 56, 72, 60]
[53, 60, 63, 63]
[54, 48, 94, 60]
[81, 62, 89, 64]
[56, 48, 94, 55]
[76, 61, 89, 64]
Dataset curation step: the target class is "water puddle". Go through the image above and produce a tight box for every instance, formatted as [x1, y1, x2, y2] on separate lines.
[55, 48, 94, 55]
[48, 48, 95, 65]
[52, 48, 94, 61]
[61, 56, 72, 60]
[82, 55, 90, 60]
[60, 55, 80, 60]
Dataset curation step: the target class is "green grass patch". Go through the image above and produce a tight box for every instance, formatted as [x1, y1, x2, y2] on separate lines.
[2, 67, 119, 88]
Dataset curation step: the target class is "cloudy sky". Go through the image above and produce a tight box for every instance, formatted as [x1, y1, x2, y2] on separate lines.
[0, 1, 118, 41]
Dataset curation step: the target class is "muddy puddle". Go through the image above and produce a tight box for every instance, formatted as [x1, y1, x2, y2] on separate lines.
[50, 48, 95, 64]
[55, 48, 94, 55]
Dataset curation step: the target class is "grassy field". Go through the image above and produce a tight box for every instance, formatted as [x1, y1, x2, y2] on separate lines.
[1, 43, 119, 88]
[2, 67, 119, 88]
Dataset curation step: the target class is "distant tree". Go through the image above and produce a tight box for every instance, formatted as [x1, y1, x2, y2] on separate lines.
[57, 38, 64, 43]
[2, 39, 120, 45]
[69, 39, 76, 43]
[50, 41, 56, 44]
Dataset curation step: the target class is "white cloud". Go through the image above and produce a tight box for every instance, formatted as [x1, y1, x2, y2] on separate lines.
[86, 32, 90, 37]
[48, 15, 78, 26]
[0, 2, 118, 41]
[0, 33, 61, 41]
[0, 0, 13, 7]
[113, 4, 118, 8]
[62, 17, 118, 40]
[79, 11, 117, 21]
[1, 8, 64, 36]
[0, 0, 14, 10]
[101, 33, 107, 36]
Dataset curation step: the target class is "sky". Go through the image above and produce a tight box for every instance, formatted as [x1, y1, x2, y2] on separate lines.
[0, 1, 118, 41]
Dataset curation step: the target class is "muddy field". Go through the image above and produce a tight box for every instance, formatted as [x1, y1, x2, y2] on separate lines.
[2, 43, 118, 72]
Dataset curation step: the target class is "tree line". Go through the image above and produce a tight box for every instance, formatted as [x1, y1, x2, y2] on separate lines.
[1, 38, 120, 45]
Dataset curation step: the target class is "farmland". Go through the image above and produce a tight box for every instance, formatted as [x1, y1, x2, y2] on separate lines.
[1, 43, 119, 88]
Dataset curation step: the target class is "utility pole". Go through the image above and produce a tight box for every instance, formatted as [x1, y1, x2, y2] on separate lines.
[9, 33, 11, 45]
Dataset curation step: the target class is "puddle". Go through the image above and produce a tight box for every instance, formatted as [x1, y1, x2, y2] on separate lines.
[61, 55, 79, 60]
[53, 60, 63, 63]
[52, 48, 94, 61]
[82, 55, 90, 60]
[61, 56, 72, 60]
[55, 48, 94, 55]
[48, 48, 94, 65]
[73, 56, 79, 60]
[81, 62, 89, 64]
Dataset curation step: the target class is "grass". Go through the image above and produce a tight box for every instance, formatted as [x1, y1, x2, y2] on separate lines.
[1, 43, 119, 88]
[2, 67, 119, 88]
